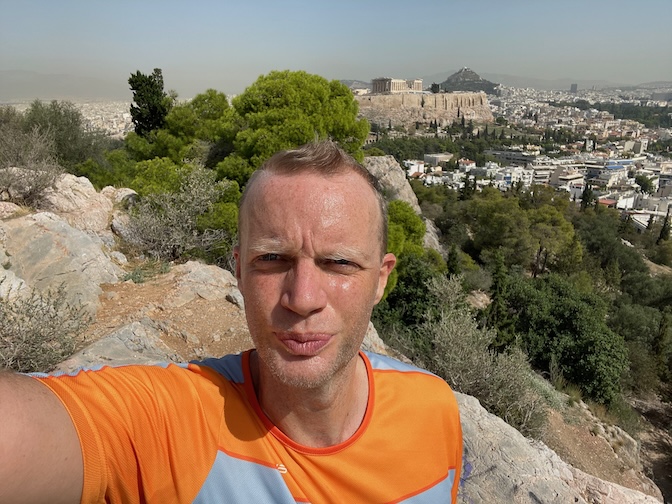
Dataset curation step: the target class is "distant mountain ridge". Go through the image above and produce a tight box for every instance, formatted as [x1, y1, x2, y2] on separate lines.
[343, 71, 667, 94]
[340, 79, 371, 91]
[436, 67, 498, 94]
[422, 70, 672, 92]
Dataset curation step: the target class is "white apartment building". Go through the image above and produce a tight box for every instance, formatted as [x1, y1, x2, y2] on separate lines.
[403, 160, 425, 176]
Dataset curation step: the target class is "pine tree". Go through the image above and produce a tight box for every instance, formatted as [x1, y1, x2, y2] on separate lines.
[128, 68, 171, 137]
[446, 244, 461, 275]
[657, 208, 671, 244]
[580, 186, 595, 211]
[487, 249, 514, 349]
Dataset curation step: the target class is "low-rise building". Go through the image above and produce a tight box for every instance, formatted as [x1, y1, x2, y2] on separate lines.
[424, 152, 454, 168]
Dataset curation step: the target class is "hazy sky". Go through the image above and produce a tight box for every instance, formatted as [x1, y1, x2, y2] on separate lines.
[1, 0, 671, 100]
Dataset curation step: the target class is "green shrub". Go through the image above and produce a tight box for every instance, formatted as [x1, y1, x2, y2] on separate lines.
[123, 259, 171, 284]
[0, 117, 63, 206]
[125, 166, 237, 270]
[383, 276, 548, 438]
[0, 281, 90, 372]
[22, 99, 109, 169]
[504, 273, 628, 405]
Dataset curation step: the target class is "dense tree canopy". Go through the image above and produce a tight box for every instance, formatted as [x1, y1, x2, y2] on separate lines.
[219, 71, 369, 185]
[126, 89, 235, 166]
[504, 273, 628, 404]
[465, 188, 533, 267]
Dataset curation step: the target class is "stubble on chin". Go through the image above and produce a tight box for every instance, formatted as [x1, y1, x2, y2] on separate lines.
[256, 338, 361, 391]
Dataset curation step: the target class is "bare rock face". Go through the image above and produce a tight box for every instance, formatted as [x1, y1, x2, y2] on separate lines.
[458, 393, 662, 503]
[356, 92, 494, 129]
[0, 202, 22, 219]
[0, 211, 123, 313]
[0, 173, 137, 313]
[364, 155, 421, 212]
[57, 320, 183, 372]
[363, 155, 443, 254]
[40, 174, 113, 234]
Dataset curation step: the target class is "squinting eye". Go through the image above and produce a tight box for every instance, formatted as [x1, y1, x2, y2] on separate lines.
[327, 259, 359, 272]
[260, 253, 280, 261]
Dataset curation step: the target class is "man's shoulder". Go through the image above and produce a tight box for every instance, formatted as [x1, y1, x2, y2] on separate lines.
[364, 351, 453, 391]
[190, 352, 246, 384]
[364, 352, 460, 423]
[364, 351, 434, 376]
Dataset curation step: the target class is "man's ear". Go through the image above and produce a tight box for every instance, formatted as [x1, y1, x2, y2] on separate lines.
[374, 253, 396, 304]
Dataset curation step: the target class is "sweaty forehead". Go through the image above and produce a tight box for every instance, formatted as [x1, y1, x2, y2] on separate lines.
[241, 170, 376, 218]
[238, 170, 382, 246]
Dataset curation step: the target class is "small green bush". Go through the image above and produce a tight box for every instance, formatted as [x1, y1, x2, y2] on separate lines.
[0, 119, 63, 207]
[0, 281, 90, 373]
[125, 166, 237, 270]
[383, 276, 548, 438]
[123, 259, 171, 284]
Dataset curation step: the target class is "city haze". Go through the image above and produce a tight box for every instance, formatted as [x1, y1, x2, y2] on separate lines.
[1, 0, 671, 102]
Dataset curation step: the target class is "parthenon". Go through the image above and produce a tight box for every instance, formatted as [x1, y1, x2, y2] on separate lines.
[371, 77, 423, 94]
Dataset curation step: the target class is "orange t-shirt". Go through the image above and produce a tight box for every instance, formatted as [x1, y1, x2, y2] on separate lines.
[37, 351, 462, 503]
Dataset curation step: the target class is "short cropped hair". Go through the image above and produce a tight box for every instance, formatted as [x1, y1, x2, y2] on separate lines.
[238, 141, 388, 256]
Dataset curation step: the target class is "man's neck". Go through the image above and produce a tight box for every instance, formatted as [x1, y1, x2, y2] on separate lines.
[251, 353, 369, 448]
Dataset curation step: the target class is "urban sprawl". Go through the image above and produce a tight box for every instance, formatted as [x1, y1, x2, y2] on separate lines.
[10, 78, 672, 231]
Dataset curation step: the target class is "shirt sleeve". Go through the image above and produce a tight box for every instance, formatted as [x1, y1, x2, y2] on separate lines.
[35, 364, 224, 504]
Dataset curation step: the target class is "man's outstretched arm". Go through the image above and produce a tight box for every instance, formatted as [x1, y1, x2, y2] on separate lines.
[0, 372, 83, 504]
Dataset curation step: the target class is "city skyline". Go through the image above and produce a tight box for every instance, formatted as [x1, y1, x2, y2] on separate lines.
[1, 0, 671, 102]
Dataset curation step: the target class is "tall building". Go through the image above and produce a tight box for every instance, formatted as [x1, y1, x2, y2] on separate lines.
[570, 83, 578, 94]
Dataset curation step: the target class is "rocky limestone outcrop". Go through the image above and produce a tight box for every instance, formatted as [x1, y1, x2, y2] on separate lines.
[356, 91, 493, 129]
[0, 172, 136, 313]
[459, 393, 661, 503]
[41, 174, 113, 235]
[1, 173, 664, 503]
[0, 211, 123, 313]
[363, 155, 443, 253]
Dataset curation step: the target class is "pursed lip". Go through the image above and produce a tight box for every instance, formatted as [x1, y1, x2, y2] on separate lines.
[275, 332, 332, 356]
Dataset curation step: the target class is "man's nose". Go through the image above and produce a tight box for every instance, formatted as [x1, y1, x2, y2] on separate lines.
[280, 259, 327, 316]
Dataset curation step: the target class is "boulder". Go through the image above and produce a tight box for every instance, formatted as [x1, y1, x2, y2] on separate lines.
[164, 261, 240, 308]
[0, 202, 22, 219]
[57, 319, 183, 372]
[40, 174, 113, 234]
[363, 155, 443, 254]
[0, 211, 122, 313]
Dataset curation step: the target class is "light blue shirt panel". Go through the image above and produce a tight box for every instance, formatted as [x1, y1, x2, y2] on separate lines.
[364, 351, 434, 375]
[193, 452, 456, 503]
[192, 450, 297, 504]
[399, 469, 457, 503]
[28, 361, 185, 378]
[193, 353, 245, 383]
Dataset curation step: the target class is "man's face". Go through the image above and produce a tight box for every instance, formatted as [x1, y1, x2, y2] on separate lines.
[235, 170, 396, 389]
